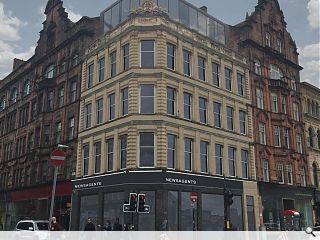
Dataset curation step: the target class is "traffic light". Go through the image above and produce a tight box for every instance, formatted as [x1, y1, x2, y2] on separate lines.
[225, 190, 234, 206]
[129, 193, 137, 212]
[138, 194, 146, 212]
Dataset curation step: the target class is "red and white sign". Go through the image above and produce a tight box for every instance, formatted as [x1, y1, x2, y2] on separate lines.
[50, 149, 66, 166]
[190, 192, 198, 202]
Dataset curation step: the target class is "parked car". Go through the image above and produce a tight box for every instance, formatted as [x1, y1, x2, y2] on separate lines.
[14, 220, 49, 240]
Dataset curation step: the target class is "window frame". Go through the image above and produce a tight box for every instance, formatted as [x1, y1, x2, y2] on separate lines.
[139, 84, 155, 114]
[183, 92, 192, 120]
[140, 40, 155, 68]
[139, 132, 155, 168]
[166, 43, 176, 70]
[199, 97, 207, 124]
[198, 56, 206, 81]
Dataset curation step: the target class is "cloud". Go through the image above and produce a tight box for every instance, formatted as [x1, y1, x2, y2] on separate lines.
[66, 8, 82, 22]
[299, 42, 320, 88]
[307, 0, 320, 29]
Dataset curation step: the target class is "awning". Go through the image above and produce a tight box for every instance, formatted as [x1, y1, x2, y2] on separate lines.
[10, 181, 72, 202]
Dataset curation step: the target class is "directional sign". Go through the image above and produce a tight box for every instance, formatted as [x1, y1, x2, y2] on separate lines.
[50, 149, 66, 166]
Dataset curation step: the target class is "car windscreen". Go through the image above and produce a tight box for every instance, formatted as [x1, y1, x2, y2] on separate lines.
[36, 222, 49, 230]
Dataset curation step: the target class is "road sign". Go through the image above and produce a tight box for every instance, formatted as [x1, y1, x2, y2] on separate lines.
[50, 149, 66, 166]
[190, 192, 198, 203]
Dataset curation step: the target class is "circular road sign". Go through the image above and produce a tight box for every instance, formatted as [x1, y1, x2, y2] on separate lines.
[190, 192, 198, 203]
[50, 149, 66, 166]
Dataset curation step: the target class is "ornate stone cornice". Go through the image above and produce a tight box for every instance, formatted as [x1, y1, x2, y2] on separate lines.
[129, 0, 168, 18]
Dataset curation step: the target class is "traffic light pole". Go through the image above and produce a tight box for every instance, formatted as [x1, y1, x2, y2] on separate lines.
[192, 203, 196, 231]
[223, 175, 231, 231]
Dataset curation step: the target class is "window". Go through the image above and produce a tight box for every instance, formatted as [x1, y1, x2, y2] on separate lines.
[300, 167, 306, 187]
[167, 43, 175, 70]
[83, 145, 89, 176]
[277, 162, 284, 183]
[265, 32, 271, 47]
[184, 138, 192, 171]
[94, 142, 101, 174]
[122, 88, 129, 116]
[263, 160, 269, 182]
[237, 73, 245, 96]
[140, 85, 154, 114]
[67, 117, 74, 140]
[87, 63, 94, 88]
[109, 93, 115, 120]
[227, 106, 234, 131]
[69, 81, 77, 103]
[107, 138, 114, 171]
[28, 132, 34, 150]
[31, 101, 37, 120]
[256, 88, 264, 109]
[96, 98, 103, 124]
[239, 110, 246, 135]
[225, 68, 232, 91]
[293, 103, 299, 121]
[10, 88, 18, 103]
[241, 150, 249, 179]
[43, 125, 50, 147]
[71, 53, 79, 67]
[140, 133, 154, 167]
[57, 86, 64, 108]
[296, 134, 303, 154]
[271, 93, 278, 113]
[167, 87, 176, 116]
[286, 164, 293, 185]
[98, 57, 105, 82]
[167, 134, 176, 169]
[140, 40, 155, 68]
[120, 135, 127, 169]
[215, 144, 223, 175]
[281, 96, 287, 114]
[198, 56, 206, 81]
[199, 97, 207, 124]
[276, 38, 282, 53]
[254, 60, 261, 75]
[84, 103, 92, 128]
[318, 130, 320, 149]
[23, 80, 31, 96]
[213, 102, 221, 128]
[200, 141, 208, 173]
[183, 93, 192, 120]
[123, 44, 130, 71]
[228, 147, 236, 176]
[212, 62, 220, 86]
[54, 122, 62, 144]
[291, 78, 297, 91]
[110, 51, 117, 77]
[0, 96, 6, 111]
[259, 123, 266, 145]
[246, 196, 256, 231]
[269, 64, 283, 80]
[60, 59, 66, 73]
[284, 129, 290, 149]
[274, 126, 281, 147]
[45, 64, 55, 79]
[183, 49, 191, 76]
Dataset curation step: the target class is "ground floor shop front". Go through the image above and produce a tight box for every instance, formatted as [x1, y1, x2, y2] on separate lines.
[260, 182, 314, 230]
[70, 170, 260, 231]
[0, 181, 72, 230]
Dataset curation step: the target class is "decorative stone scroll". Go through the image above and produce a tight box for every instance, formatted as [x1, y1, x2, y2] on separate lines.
[129, 0, 168, 18]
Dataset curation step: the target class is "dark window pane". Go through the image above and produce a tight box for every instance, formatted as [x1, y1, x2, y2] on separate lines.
[202, 193, 224, 230]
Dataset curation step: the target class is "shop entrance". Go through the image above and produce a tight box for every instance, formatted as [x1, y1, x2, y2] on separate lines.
[283, 199, 294, 210]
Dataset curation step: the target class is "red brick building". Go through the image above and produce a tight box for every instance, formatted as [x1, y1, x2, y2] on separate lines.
[0, 0, 100, 230]
[228, 0, 313, 229]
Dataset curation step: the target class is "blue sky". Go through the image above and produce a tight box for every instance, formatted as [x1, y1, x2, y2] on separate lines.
[0, 0, 319, 87]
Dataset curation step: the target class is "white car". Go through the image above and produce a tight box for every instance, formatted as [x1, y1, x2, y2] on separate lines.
[14, 220, 49, 240]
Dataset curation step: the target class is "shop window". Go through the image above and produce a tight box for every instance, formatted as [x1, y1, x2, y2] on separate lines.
[230, 196, 244, 230]
[168, 191, 178, 231]
[79, 195, 98, 231]
[180, 192, 197, 230]
[202, 193, 224, 230]
[103, 192, 124, 229]
[246, 196, 255, 231]
[138, 191, 155, 230]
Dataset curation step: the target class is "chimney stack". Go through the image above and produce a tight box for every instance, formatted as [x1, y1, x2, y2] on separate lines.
[200, 6, 207, 13]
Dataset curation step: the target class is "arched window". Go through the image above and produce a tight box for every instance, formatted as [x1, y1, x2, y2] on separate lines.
[10, 88, 18, 103]
[269, 64, 283, 80]
[0, 96, 6, 111]
[45, 64, 55, 79]
[23, 80, 31, 96]
[313, 163, 319, 188]
[309, 127, 314, 148]
[291, 77, 297, 91]
[254, 59, 261, 75]
[265, 32, 271, 47]
[71, 52, 79, 67]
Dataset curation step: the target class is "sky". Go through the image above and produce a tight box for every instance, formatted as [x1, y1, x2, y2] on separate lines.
[0, 0, 319, 87]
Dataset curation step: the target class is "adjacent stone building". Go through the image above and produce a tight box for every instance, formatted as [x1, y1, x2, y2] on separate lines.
[71, 0, 259, 231]
[0, 0, 100, 230]
[228, 0, 313, 229]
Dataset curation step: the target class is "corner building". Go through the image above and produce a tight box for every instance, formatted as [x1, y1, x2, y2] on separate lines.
[71, 0, 259, 231]
[228, 0, 313, 229]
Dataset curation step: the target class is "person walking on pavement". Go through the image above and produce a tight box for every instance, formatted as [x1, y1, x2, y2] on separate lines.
[113, 217, 123, 231]
[98, 220, 112, 231]
[50, 217, 63, 231]
[84, 218, 96, 231]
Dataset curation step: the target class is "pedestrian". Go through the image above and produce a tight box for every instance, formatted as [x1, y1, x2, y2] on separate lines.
[123, 223, 129, 231]
[98, 220, 112, 231]
[50, 217, 63, 231]
[314, 219, 320, 231]
[84, 218, 96, 231]
[160, 219, 168, 231]
[113, 217, 123, 231]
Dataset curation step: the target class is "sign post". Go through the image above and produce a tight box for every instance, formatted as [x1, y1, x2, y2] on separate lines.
[48, 149, 66, 230]
[190, 192, 197, 231]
